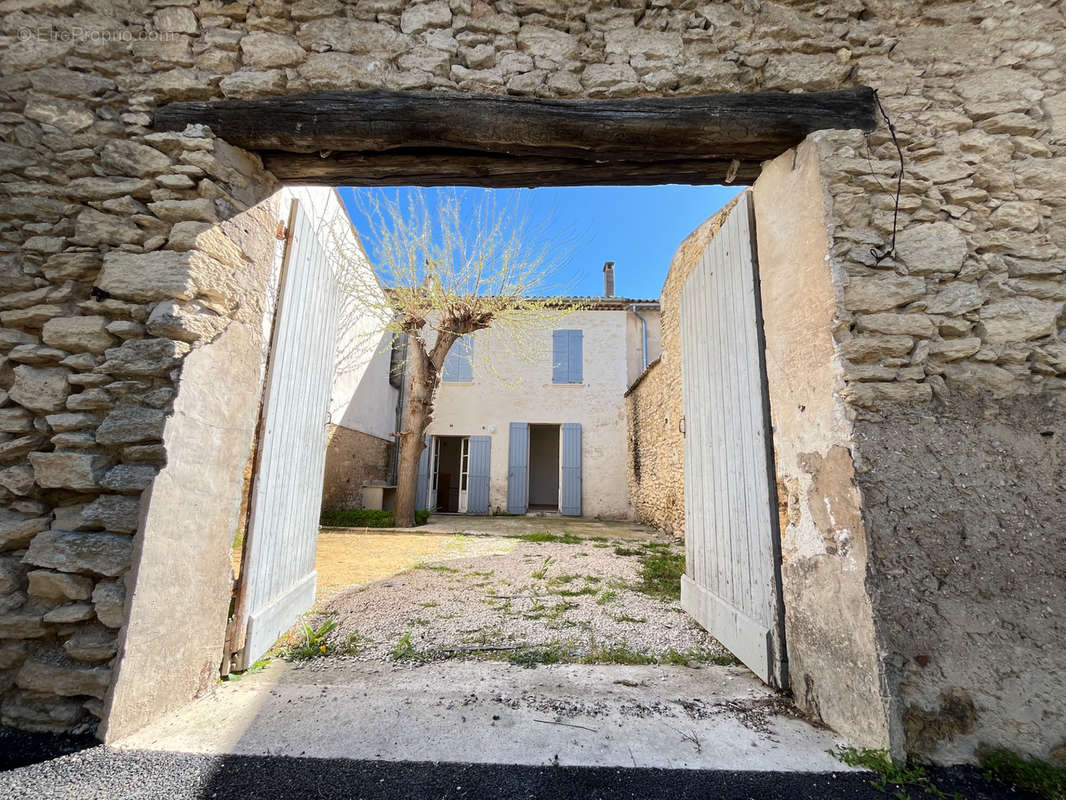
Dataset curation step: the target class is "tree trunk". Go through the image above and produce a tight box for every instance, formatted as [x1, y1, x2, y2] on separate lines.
[393, 329, 457, 527]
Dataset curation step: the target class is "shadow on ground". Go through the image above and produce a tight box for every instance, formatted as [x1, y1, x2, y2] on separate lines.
[0, 728, 96, 771]
[0, 742, 1043, 800]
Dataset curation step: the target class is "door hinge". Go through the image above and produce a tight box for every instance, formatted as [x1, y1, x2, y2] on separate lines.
[679, 416, 686, 437]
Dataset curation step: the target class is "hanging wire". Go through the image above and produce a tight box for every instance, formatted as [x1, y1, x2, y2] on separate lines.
[869, 89, 904, 264]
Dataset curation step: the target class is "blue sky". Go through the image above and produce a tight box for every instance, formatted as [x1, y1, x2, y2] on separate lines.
[336, 185, 740, 300]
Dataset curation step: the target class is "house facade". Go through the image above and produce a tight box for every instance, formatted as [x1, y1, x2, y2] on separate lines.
[407, 265, 661, 520]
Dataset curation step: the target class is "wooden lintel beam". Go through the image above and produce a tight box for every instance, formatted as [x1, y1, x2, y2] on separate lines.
[154, 87, 878, 163]
[261, 149, 762, 188]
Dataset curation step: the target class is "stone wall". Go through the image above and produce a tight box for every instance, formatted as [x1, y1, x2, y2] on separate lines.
[320, 423, 392, 510]
[0, 0, 1061, 762]
[624, 200, 737, 538]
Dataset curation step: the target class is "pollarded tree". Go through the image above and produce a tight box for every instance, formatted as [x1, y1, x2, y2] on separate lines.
[335, 188, 580, 528]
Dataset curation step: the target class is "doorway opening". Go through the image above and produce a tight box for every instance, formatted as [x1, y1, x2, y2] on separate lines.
[431, 435, 469, 513]
[528, 424, 561, 512]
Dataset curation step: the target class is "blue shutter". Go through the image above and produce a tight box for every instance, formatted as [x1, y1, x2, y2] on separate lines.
[443, 336, 472, 382]
[552, 330, 568, 384]
[415, 435, 430, 511]
[458, 336, 473, 382]
[553, 330, 582, 384]
[568, 330, 583, 384]
[561, 423, 581, 516]
[467, 436, 491, 515]
[506, 422, 529, 514]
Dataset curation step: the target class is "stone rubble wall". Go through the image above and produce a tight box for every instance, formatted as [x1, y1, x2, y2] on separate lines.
[0, 0, 1060, 761]
[320, 423, 393, 511]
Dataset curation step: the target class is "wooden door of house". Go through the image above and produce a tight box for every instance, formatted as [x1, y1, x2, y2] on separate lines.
[679, 191, 787, 688]
[231, 197, 341, 670]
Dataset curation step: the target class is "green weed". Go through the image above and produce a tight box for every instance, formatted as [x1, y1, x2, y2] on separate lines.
[582, 643, 656, 665]
[417, 563, 459, 573]
[285, 617, 339, 661]
[223, 656, 270, 681]
[531, 556, 553, 579]
[556, 584, 599, 597]
[635, 550, 685, 600]
[608, 612, 648, 623]
[518, 531, 583, 544]
[596, 588, 620, 605]
[981, 749, 1066, 800]
[830, 747, 961, 800]
[320, 508, 429, 527]
[508, 641, 572, 667]
[390, 631, 419, 661]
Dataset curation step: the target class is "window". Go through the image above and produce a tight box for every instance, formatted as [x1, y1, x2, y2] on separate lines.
[552, 329, 583, 384]
[442, 334, 474, 382]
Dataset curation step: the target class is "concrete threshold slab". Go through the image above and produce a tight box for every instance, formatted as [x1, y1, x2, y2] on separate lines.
[114, 660, 852, 772]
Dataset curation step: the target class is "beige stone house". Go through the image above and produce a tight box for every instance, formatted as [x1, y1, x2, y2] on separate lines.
[326, 263, 662, 520]
[416, 264, 661, 519]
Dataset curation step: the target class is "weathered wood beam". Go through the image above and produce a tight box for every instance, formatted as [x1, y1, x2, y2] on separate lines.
[155, 88, 878, 163]
[260, 149, 763, 187]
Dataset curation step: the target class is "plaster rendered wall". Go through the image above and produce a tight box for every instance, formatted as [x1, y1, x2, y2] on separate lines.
[624, 307, 662, 387]
[0, 0, 1062, 762]
[280, 187, 399, 511]
[753, 143, 894, 751]
[428, 310, 632, 519]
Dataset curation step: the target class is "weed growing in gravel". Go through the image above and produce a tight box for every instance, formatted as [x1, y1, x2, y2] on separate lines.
[466, 569, 495, 578]
[556, 584, 599, 598]
[390, 631, 419, 661]
[609, 612, 648, 624]
[592, 542, 610, 548]
[508, 641, 573, 667]
[518, 531, 583, 544]
[596, 588, 620, 605]
[417, 563, 459, 573]
[338, 631, 370, 657]
[285, 617, 339, 660]
[584, 644, 656, 665]
[981, 749, 1066, 800]
[830, 747, 962, 800]
[531, 556, 553, 579]
[418, 601, 439, 608]
[660, 648, 740, 667]
[613, 546, 643, 557]
[636, 550, 686, 601]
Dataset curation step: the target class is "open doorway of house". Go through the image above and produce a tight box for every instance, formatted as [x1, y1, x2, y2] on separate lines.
[528, 424, 561, 512]
[432, 435, 469, 513]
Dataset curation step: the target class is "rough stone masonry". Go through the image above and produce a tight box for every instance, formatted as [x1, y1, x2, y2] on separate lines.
[0, 0, 1062, 766]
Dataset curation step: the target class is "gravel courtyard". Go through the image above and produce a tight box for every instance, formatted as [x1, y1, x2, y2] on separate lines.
[280, 527, 733, 667]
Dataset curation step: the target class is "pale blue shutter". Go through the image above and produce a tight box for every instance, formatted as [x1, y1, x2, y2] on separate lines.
[561, 423, 581, 516]
[467, 436, 491, 515]
[506, 423, 529, 514]
[568, 330, 583, 384]
[443, 336, 473, 382]
[552, 331, 568, 384]
[415, 435, 430, 511]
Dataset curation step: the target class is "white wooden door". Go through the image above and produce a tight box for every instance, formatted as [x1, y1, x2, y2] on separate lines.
[235, 197, 341, 669]
[679, 191, 787, 688]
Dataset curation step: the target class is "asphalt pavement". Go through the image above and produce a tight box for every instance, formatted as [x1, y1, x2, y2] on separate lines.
[0, 729, 1042, 800]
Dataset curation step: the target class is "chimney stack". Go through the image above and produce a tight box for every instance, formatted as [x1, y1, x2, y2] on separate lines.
[603, 261, 615, 297]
